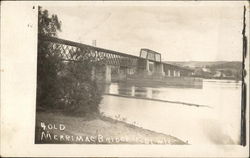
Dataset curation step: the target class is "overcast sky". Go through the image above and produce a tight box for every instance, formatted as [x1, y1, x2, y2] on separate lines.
[42, 2, 247, 61]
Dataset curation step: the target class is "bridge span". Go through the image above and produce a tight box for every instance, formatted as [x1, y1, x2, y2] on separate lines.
[38, 34, 193, 83]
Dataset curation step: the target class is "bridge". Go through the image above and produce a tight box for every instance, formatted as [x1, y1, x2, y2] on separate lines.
[38, 34, 193, 83]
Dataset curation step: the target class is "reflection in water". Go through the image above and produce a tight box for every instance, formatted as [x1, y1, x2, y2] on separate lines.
[107, 83, 162, 99]
[100, 80, 241, 145]
[134, 87, 148, 98]
[152, 90, 160, 98]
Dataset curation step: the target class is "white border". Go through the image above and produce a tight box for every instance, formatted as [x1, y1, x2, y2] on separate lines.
[1, 1, 249, 157]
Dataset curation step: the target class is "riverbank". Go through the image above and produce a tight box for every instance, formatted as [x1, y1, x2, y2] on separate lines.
[35, 111, 187, 144]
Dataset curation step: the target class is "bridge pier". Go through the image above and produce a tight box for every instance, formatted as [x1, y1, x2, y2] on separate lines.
[145, 60, 155, 75]
[146, 60, 150, 72]
[154, 63, 165, 77]
[144, 60, 151, 75]
[105, 65, 111, 83]
[167, 69, 171, 77]
[118, 67, 127, 81]
[165, 69, 181, 77]
[173, 70, 180, 77]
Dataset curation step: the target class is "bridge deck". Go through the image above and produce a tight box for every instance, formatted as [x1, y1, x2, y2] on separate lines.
[39, 34, 145, 68]
[38, 34, 192, 72]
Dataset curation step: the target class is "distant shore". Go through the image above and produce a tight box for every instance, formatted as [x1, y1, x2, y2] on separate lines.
[35, 111, 187, 144]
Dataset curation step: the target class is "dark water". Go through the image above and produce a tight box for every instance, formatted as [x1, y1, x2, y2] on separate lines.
[100, 79, 241, 144]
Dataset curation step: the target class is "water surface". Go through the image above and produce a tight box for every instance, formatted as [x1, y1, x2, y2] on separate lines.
[100, 79, 241, 144]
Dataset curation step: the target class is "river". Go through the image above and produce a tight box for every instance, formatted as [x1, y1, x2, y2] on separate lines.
[99, 79, 242, 145]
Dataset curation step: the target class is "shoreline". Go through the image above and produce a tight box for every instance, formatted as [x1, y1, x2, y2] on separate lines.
[35, 111, 187, 145]
[103, 93, 211, 108]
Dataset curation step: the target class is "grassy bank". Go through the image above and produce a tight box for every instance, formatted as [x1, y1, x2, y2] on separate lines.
[35, 111, 187, 144]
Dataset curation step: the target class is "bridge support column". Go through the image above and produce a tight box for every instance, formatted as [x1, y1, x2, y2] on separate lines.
[154, 63, 165, 77]
[167, 69, 171, 77]
[105, 65, 111, 83]
[118, 67, 126, 81]
[173, 70, 180, 77]
[177, 70, 180, 77]
[160, 63, 165, 76]
[146, 60, 150, 73]
[131, 86, 135, 96]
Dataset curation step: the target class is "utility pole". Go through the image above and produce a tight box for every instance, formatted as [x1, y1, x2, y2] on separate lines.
[92, 40, 97, 47]
[240, 5, 247, 146]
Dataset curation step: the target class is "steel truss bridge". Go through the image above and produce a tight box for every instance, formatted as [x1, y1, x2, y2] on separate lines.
[38, 34, 145, 68]
[38, 34, 193, 80]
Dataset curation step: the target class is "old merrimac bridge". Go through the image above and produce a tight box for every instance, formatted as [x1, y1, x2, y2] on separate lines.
[39, 34, 194, 84]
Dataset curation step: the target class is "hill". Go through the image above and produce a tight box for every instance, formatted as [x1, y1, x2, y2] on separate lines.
[165, 61, 242, 80]
[165, 61, 242, 69]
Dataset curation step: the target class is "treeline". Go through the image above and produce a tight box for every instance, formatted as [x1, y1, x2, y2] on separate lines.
[194, 62, 242, 80]
[36, 7, 102, 116]
[207, 61, 242, 70]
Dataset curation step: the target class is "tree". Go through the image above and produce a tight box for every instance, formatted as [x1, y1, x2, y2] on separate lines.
[58, 60, 102, 115]
[36, 7, 102, 116]
[36, 6, 63, 109]
[38, 6, 61, 37]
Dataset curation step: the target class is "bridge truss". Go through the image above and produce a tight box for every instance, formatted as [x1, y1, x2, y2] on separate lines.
[38, 34, 142, 68]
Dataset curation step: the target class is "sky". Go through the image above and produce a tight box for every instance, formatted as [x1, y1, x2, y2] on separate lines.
[42, 2, 248, 61]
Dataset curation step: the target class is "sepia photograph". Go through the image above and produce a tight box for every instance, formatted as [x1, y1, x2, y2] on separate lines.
[35, 2, 246, 145]
[0, 1, 249, 157]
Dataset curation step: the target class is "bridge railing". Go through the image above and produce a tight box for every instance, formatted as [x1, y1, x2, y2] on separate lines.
[38, 34, 143, 68]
